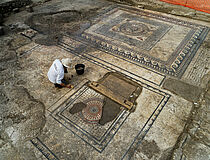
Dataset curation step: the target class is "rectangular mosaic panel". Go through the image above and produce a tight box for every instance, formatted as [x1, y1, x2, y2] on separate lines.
[78, 5, 209, 78]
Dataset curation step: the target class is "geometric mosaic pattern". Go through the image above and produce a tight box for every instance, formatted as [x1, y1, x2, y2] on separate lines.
[92, 13, 172, 51]
[59, 36, 166, 86]
[76, 5, 209, 78]
[31, 79, 171, 159]
[51, 85, 129, 152]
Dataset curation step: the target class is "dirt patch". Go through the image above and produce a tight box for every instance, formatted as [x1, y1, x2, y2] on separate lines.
[0, 85, 46, 145]
[8, 35, 31, 49]
[163, 78, 203, 102]
[99, 97, 121, 125]
[128, 139, 161, 159]
[25, 9, 98, 45]
[136, 140, 161, 159]
[25, 10, 82, 34]
[69, 102, 86, 114]
[159, 148, 173, 160]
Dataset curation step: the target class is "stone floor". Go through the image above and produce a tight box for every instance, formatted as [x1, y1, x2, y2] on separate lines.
[0, 0, 209, 160]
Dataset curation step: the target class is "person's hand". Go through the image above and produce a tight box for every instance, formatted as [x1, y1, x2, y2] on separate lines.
[66, 84, 73, 89]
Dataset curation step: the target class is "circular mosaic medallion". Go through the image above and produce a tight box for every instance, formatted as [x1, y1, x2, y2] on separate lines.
[119, 22, 149, 36]
[80, 98, 104, 123]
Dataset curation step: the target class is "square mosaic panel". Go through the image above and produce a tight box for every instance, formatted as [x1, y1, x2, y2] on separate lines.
[93, 11, 171, 51]
[78, 5, 209, 78]
[51, 85, 129, 152]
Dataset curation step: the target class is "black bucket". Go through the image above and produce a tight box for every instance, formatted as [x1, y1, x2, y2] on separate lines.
[75, 64, 85, 75]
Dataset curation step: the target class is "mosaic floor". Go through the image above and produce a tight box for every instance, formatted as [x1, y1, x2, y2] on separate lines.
[72, 5, 209, 78]
[29, 79, 174, 159]
[17, 4, 209, 160]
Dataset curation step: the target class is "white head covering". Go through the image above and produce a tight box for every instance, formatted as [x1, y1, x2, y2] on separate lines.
[61, 58, 72, 68]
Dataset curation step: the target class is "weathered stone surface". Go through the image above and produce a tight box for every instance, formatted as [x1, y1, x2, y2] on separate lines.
[8, 34, 31, 49]
[171, 73, 210, 160]
[0, 27, 45, 159]
[1, 86, 46, 142]
[0, 0, 32, 15]
[163, 78, 203, 102]
[133, 139, 161, 159]
[110, 0, 210, 22]
[8, 22, 30, 31]
[0, 142, 22, 160]
[183, 141, 210, 160]
[200, 72, 210, 89]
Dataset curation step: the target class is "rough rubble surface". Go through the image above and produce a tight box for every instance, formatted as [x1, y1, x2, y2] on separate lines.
[0, 0, 209, 160]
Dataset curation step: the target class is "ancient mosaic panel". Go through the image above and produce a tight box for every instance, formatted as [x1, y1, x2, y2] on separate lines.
[31, 79, 171, 159]
[50, 85, 129, 152]
[78, 6, 209, 78]
[92, 11, 171, 51]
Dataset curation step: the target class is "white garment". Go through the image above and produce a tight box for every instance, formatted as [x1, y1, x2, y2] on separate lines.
[47, 59, 64, 84]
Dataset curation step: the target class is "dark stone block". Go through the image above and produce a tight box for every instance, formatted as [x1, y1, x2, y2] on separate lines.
[0, 14, 3, 24]
[0, 26, 4, 36]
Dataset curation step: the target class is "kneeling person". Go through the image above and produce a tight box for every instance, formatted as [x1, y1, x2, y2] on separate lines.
[47, 58, 73, 88]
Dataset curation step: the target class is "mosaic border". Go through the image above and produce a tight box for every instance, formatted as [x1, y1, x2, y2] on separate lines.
[31, 137, 59, 160]
[58, 38, 165, 87]
[18, 44, 41, 58]
[183, 49, 210, 86]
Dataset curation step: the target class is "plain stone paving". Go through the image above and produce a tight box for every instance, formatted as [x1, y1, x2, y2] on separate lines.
[0, 0, 210, 160]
